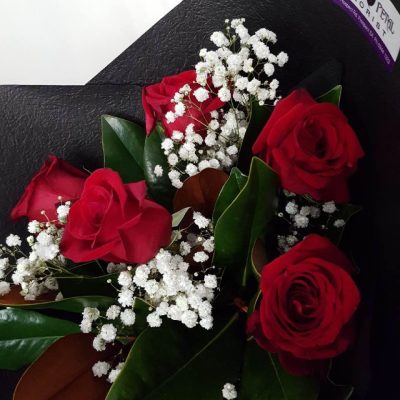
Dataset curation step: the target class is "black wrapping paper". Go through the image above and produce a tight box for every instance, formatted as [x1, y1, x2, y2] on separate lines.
[0, 0, 399, 398]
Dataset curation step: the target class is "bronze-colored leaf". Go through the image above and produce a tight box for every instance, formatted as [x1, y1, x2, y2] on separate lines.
[251, 239, 269, 277]
[0, 286, 56, 305]
[173, 168, 228, 218]
[14, 333, 120, 400]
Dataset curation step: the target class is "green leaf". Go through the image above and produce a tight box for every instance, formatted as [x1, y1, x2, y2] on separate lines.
[238, 102, 273, 174]
[0, 295, 115, 314]
[213, 167, 247, 225]
[240, 340, 320, 400]
[106, 314, 244, 400]
[172, 207, 191, 228]
[213, 157, 278, 286]
[143, 124, 174, 210]
[0, 308, 79, 370]
[56, 273, 118, 298]
[102, 114, 146, 182]
[317, 85, 342, 106]
[327, 203, 362, 245]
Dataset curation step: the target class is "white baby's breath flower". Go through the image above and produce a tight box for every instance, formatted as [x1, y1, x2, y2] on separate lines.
[264, 62, 275, 77]
[106, 305, 121, 320]
[222, 383, 237, 399]
[333, 219, 346, 228]
[181, 310, 198, 328]
[100, 324, 117, 343]
[92, 361, 110, 378]
[285, 201, 298, 215]
[6, 234, 21, 247]
[108, 363, 124, 383]
[193, 251, 209, 263]
[0, 281, 11, 296]
[210, 31, 229, 47]
[193, 87, 210, 103]
[147, 312, 163, 327]
[80, 318, 92, 334]
[322, 201, 337, 214]
[193, 212, 210, 229]
[120, 309, 136, 326]
[174, 102, 185, 117]
[246, 78, 261, 95]
[27, 220, 41, 234]
[165, 111, 176, 124]
[167, 153, 179, 166]
[204, 274, 218, 289]
[277, 51, 289, 67]
[83, 307, 100, 322]
[92, 335, 106, 352]
[154, 165, 163, 177]
[218, 87, 231, 102]
[294, 214, 309, 229]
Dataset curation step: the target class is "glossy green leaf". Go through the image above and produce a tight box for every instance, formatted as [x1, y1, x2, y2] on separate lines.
[106, 314, 244, 400]
[238, 102, 273, 174]
[56, 273, 118, 298]
[327, 203, 361, 245]
[172, 207, 191, 228]
[0, 295, 115, 314]
[317, 85, 342, 106]
[143, 124, 174, 210]
[213, 157, 278, 286]
[0, 308, 79, 370]
[102, 114, 146, 182]
[240, 340, 320, 400]
[213, 167, 247, 225]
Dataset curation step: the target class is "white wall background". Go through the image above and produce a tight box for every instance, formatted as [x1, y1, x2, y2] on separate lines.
[0, 0, 182, 85]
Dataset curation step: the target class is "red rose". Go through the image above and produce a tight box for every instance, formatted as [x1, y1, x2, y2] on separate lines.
[142, 70, 224, 137]
[60, 169, 171, 264]
[252, 89, 364, 203]
[11, 155, 87, 222]
[247, 234, 360, 376]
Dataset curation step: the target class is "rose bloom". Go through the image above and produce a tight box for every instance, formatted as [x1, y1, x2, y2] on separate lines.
[247, 234, 360, 376]
[61, 169, 172, 264]
[11, 155, 87, 222]
[142, 70, 224, 137]
[252, 89, 364, 203]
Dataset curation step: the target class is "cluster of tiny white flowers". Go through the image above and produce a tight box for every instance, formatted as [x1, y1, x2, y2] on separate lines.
[82, 212, 220, 379]
[162, 18, 288, 187]
[0, 201, 70, 300]
[222, 383, 238, 399]
[277, 195, 347, 253]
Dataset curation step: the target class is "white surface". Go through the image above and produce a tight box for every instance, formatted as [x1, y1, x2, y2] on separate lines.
[0, 0, 182, 85]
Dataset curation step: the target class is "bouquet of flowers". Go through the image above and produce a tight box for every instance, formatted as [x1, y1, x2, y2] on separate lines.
[0, 18, 364, 400]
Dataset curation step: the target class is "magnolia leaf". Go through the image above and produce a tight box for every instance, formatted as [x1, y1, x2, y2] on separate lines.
[13, 333, 120, 400]
[173, 168, 228, 218]
[172, 207, 192, 228]
[240, 340, 320, 400]
[327, 203, 362, 245]
[143, 124, 174, 210]
[317, 85, 342, 106]
[102, 115, 146, 182]
[56, 272, 119, 298]
[0, 286, 56, 305]
[237, 102, 272, 174]
[106, 314, 244, 400]
[213, 157, 278, 286]
[0, 287, 115, 313]
[0, 308, 79, 370]
[250, 238, 269, 280]
[213, 167, 247, 225]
